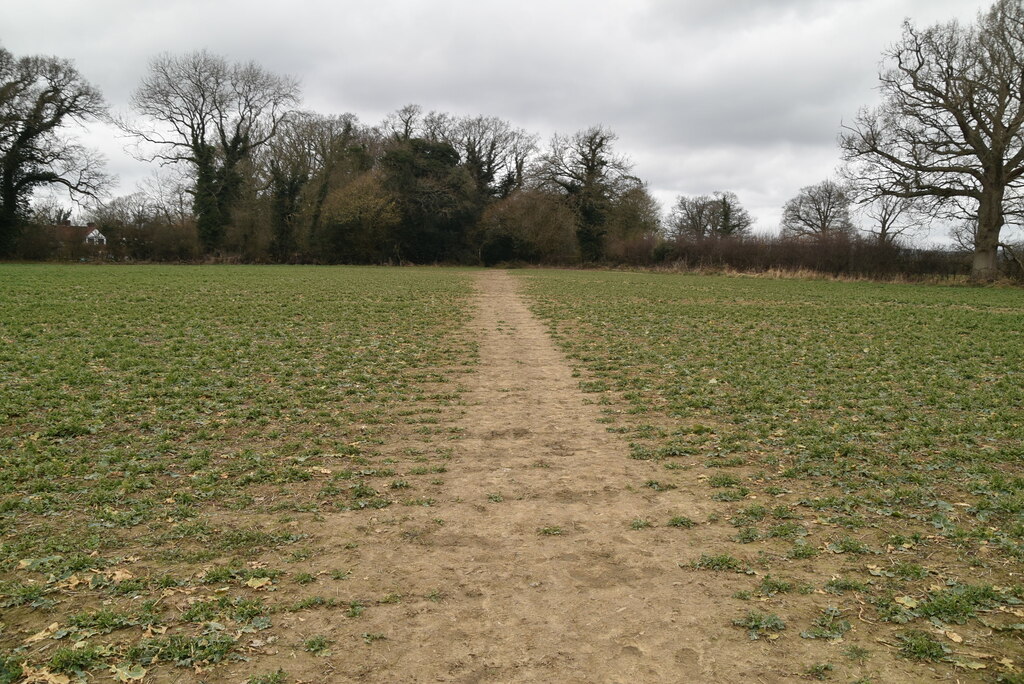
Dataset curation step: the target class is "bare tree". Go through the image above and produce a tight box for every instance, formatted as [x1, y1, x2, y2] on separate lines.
[855, 194, 923, 245]
[381, 103, 423, 142]
[122, 50, 299, 251]
[0, 46, 109, 254]
[841, 0, 1024, 280]
[950, 220, 978, 253]
[421, 111, 538, 198]
[137, 169, 195, 228]
[668, 191, 753, 241]
[780, 180, 854, 239]
[668, 193, 717, 241]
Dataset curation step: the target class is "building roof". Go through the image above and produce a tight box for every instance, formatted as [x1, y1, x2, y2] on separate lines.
[50, 224, 106, 244]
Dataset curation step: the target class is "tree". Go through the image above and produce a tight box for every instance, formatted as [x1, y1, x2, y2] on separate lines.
[422, 111, 538, 199]
[535, 125, 633, 261]
[840, 0, 1024, 280]
[668, 193, 717, 241]
[381, 103, 423, 142]
[479, 188, 578, 264]
[780, 180, 854, 239]
[380, 137, 477, 263]
[318, 169, 398, 263]
[855, 194, 922, 245]
[668, 191, 753, 241]
[124, 50, 299, 251]
[256, 112, 366, 260]
[713, 191, 754, 237]
[0, 46, 108, 254]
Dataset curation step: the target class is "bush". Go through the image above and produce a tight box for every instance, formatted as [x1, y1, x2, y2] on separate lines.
[655, 234, 970, 280]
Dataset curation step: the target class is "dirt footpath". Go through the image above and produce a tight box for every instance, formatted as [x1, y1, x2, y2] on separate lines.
[226, 271, 845, 683]
[404, 269, 743, 683]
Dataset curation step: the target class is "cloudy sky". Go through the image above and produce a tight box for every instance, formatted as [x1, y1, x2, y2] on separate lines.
[1, 0, 989, 241]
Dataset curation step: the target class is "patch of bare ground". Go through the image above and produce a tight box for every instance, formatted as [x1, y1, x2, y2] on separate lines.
[222, 271, 955, 683]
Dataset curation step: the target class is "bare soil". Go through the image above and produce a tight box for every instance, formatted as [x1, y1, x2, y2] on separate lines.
[220, 270, 945, 683]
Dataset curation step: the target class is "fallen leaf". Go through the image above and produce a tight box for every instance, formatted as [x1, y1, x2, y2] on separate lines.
[19, 664, 71, 684]
[945, 631, 963, 643]
[24, 622, 60, 644]
[110, 663, 147, 681]
[245, 577, 272, 589]
[953, 659, 987, 671]
[59, 574, 84, 590]
[895, 596, 919, 609]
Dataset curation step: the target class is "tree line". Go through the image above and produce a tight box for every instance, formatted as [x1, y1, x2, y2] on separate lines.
[3, 0, 1024, 280]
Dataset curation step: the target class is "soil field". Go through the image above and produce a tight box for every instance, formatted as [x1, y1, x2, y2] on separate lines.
[0, 265, 1022, 683]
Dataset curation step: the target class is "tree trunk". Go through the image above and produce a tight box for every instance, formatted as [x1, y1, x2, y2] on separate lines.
[0, 183, 23, 256]
[973, 189, 1004, 282]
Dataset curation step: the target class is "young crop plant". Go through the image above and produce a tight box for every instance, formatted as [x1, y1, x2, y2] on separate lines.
[667, 515, 696, 528]
[826, 536, 872, 555]
[692, 554, 743, 571]
[733, 610, 786, 640]
[247, 671, 288, 684]
[800, 606, 851, 640]
[303, 635, 332, 655]
[896, 630, 949, 661]
[824, 578, 868, 595]
[803, 663, 834, 680]
[787, 542, 819, 559]
[756, 575, 793, 597]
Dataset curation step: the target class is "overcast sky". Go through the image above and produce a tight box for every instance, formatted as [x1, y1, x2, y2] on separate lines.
[1, 0, 990, 241]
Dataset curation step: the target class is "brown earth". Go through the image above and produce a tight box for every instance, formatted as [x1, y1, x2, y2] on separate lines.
[218, 270, 949, 683]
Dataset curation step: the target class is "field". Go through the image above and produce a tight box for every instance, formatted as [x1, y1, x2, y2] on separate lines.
[0, 266, 477, 682]
[1, 264, 1022, 682]
[517, 270, 1024, 679]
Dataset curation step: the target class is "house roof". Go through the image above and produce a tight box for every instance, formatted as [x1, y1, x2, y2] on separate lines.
[50, 224, 106, 243]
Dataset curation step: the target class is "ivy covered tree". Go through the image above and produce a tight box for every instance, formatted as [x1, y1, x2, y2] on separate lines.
[0, 46, 108, 255]
[380, 137, 478, 263]
[123, 50, 299, 252]
[535, 125, 634, 261]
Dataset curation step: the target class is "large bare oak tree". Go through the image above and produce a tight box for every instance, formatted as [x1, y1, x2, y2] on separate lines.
[841, 0, 1024, 280]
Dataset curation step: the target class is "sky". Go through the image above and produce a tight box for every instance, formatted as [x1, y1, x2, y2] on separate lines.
[0, 0, 991, 242]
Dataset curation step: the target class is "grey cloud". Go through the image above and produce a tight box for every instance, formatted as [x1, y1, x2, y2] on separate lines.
[0, 0, 992, 236]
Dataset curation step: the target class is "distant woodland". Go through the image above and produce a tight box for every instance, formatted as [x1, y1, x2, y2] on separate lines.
[3, 1, 1024, 280]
